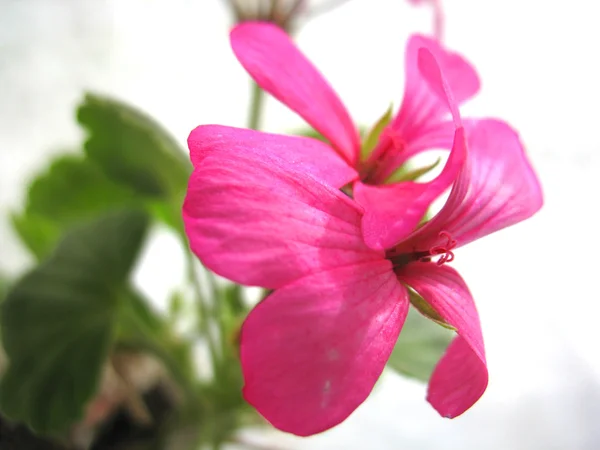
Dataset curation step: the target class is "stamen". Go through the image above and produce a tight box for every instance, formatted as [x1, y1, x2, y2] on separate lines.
[361, 127, 405, 184]
[382, 127, 405, 152]
[426, 231, 457, 265]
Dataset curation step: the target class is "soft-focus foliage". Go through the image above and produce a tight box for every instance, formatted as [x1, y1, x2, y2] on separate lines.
[1, 210, 149, 433]
[12, 155, 140, 259]
[77, 93, 191, 200]
[388, 307, 453, 381]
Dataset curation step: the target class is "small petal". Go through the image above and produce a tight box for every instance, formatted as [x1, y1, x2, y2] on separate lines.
[401, 119, 456, 163]
[241, 261, 409, 435]
[397, 263, 487, 417]
[231, 22, 360, 164]
[184, 146, 374, 289]
[366, 47, 462, 183]
[393, 34, 479, 138]
[188, 125, 357, 188]
[396, 119, 544, 253]
[355, 127, 467, 250]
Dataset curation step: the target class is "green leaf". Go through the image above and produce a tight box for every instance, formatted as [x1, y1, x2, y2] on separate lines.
[387, 306, 453, 382]
[386, 157, 442, 184]
[0, 274, 9, 304]
[361, 105, 393, 161]
[10, 213, 60, 260]
[25, 155, 140, 223]
[0, 210, 149, 433]
[12, 155, 143, 259]
[77, 92, 191, 199]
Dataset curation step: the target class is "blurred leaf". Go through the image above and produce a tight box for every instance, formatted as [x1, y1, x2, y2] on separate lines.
[361, 105, 393, 161]
[77, 93, 191, 199]
[0, 274, 9, 304]
[12, 155, 143, 259]
[386, 157, 442, 184]
[0, 281, 6, 301]
[0, 210, 149, 433]
[387, 306, 453, 382]
[10, 213, 59, 260]
[25, 155, 140, 222]
[146, 200, 185, 235]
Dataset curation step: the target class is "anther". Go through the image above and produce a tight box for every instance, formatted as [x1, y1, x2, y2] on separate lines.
[427, 231, 457, 265]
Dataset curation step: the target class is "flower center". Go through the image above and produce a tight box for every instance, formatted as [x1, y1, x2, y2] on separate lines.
[360, 127, 405, 184]
[386, 231, 457, 268]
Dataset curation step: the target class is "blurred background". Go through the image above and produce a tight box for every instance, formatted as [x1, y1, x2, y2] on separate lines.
[1, 0, 599, 449]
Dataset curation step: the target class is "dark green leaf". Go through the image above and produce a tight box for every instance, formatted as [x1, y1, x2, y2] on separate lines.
[0, 274, 9, 304]
[10, 213, 59, 260]
[387, 306, 453, 382]
[77, 93, 191, 199]
[25, 155, 139, 223]
[0, 210, 149, 433]
[12, 155, 143, 259]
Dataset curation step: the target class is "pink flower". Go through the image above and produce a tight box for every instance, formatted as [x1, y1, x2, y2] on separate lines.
[230, 22, 483, 251]
[183, 47, 543, 435]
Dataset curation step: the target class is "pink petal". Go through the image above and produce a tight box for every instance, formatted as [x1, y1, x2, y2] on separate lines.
[396, 119, 544, 253]
[188, 124, 357, 188]
[231, 22, 360, 164]
[365, 47, 462, 183]
[402, 119, 456, 162]
[397, 263, 487, 417]
[393, 34, 478, 137]
[354, 126, 467, 250]
[241, 261, 409, 435]
[183, 140, 375, 289]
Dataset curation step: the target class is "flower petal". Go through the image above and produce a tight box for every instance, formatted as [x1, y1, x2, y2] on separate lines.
[401, 119, 456, 162]
[231, 22, 360, 164]
[396, 119, 544, 253]
[355, 126, 467, 250]
[241, 261, 409, 435]
[393, 34, 478, 137]
[183, 141, 374, 289]
[188, 124, 357, 188]
[365, 46, 462, 183]
[397, 263, 487, 418]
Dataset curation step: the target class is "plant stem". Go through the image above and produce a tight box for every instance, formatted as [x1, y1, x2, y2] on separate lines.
[183, 243, 220, 369]
[247, 81, 265, 130]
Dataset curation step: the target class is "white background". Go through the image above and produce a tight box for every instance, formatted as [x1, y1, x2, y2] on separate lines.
[1, 0, 599, 448]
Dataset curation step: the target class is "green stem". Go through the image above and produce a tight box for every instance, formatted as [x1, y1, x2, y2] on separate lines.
[117, 288, 205, 409]
[247, 81, 265, 130]
[205, 270, 226, 359]
[183, 243, 220, 369]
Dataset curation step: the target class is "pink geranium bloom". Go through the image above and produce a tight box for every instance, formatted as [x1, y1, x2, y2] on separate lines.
[230, 22, 481, 251]
[183, 48, 543, 435]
